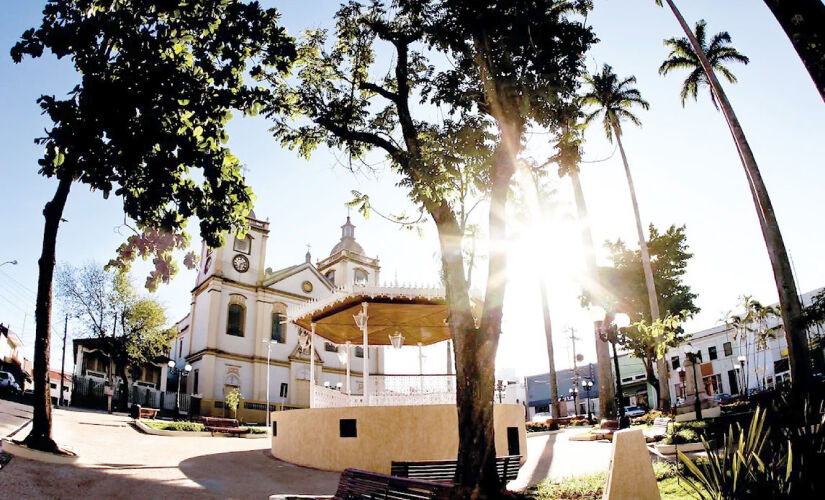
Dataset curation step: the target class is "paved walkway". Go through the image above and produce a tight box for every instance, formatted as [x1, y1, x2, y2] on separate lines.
[0, 398, 32, 438]
[508, 429, 613, 491]
[1, 406, 339, 499]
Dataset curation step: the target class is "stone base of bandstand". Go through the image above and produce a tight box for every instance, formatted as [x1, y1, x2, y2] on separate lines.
[270, 404, 526, 475]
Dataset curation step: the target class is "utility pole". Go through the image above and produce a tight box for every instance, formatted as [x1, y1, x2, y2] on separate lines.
[59, 313, 68, 407]
[568, 327, 581, 416]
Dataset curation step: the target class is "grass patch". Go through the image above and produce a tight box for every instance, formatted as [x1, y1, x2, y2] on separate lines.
[142, 420, 205, 432]
[531, 462, 703, 499]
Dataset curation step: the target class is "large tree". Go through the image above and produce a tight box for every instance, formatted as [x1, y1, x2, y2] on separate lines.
[268, 1, 594, 495]
[551, 103, 616, 418]
[581, 64, 672, 409]
[762, 0, 825, 103]
[11, 0, 295, 453]
[585, 224, 700, 402]
[655, 1, 812, 398]
[57, 263, 176, 402]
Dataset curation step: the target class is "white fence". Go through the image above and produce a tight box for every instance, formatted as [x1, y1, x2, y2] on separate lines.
[312, 374, 456, 408]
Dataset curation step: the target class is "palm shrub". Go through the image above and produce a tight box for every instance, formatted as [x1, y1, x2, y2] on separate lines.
[678, 404, 825, 498]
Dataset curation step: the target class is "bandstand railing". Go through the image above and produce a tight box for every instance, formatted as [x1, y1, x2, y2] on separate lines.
[311, 374, 456, 408]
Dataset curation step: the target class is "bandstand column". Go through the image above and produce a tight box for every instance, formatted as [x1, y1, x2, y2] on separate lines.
[346, 341, 351, 395]
[309, 323, 316, 408]
[361, 303, 370, 405]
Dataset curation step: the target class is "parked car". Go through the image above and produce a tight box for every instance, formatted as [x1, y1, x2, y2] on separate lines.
[0, 370, 21, 397]
[711, 393, 732, 404]
[531, 411, 554, 423]
[623, 405, 646, 418]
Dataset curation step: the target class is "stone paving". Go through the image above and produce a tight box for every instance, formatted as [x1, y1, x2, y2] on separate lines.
[0, 402, 339, 499]
[0, 399, 618, 498]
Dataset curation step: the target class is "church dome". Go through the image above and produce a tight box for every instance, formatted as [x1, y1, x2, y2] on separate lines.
[330, 216, 365, 256]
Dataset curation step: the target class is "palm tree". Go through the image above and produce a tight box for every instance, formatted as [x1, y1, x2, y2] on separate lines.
[581, 64, 671, 409]
[659, 20, 750, 109]
[655, 1, 812, 396]
[553, 106, 616, 418]
[762, 0, 825, 103]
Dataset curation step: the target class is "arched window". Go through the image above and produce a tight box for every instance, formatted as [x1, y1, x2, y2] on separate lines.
[227, 304, 245, 337]
[325, 270, 335, 285]
[354, 269, 368, 285]
[272, 313, 285, 343]
[233, 234, 252, 254]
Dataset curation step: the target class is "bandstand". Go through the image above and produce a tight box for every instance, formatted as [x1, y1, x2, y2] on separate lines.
[269, 285, 527, 475]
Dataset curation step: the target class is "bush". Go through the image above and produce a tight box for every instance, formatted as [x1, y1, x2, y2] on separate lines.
[662, 428, 699, 445]
[143, 420, 205, 432]
[239, 426, 267, 434]
[526, 421, 559, 433]
[632, 410, 663, 426]
[569, 418, 589, 426]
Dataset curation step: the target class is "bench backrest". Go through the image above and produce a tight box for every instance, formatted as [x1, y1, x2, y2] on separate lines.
[600, 419, 619, 430]
[391, 455, 521, 483]
[335, 468, 452, 500]
[202, 417, 239, 428]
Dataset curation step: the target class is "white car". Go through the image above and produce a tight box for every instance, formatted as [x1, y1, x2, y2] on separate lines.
[623, 405, 646, 418]
[531, 411, 554, 423]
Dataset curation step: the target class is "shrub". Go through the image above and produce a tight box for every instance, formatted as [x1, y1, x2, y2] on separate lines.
[569, 418, 589, 426]
[662, 428, 699, 445]
[633, 410, 663, 426]
[239, 426, 267, 434]
[526, 421, 559, 433]
[143, 420, 205, 432]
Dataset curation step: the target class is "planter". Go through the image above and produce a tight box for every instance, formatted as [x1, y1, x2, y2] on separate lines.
[134, 419, 213, 437]
[654, 440, 711, 455]
[1, 439, 80, 465]
[569, 432, 600, 442]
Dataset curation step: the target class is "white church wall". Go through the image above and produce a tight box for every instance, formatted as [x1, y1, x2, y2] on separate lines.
[274, 270, 330, 301]
[189, 289, 213, 354]
[213, 357, 254, 400]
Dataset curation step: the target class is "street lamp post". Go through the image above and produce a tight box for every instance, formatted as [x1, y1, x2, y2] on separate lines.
[167, 360, 192, 419]
[684, 344, 703, 421]
[582, 379, 594, 423]
[594, 309, 631, 429]
[737, 355, 747, 396]
[568, 387, 579, 415]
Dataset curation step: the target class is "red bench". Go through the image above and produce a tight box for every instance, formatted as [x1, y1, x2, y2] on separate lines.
[201, 416, 244, 435]
[335, 468, 451, 499]
[138, 407, 159, 420]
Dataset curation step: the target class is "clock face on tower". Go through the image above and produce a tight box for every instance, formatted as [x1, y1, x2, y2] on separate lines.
[232, 254, 250, 273]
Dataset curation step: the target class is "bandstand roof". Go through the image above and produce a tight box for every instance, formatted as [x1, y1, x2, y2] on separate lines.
[289, 285, 451, 346]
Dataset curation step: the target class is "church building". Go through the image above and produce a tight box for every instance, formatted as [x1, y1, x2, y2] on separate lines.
[170, 212, 385, 422]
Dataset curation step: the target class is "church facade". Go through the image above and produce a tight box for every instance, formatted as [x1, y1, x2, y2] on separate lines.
[170, 212, 385, 422]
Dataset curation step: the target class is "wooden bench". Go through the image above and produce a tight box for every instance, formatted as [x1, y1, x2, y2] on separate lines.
[643, 417, 671, 442]
[391, 455, 522, 484]
[591, 419, 619, 440]
[138, 407, 159, 420]
[201, 416, 244, 435]
[334, 468, 451, 499]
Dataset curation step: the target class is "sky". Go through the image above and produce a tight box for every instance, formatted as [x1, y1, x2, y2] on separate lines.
[0, 1, 823, 382]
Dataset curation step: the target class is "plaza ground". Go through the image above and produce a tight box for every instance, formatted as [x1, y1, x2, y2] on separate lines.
[0, 398, 612, 499]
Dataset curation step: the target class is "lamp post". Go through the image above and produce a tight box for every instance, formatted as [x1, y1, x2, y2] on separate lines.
[684, 344, 703, 421]
[582, 379, 594, 423]
[262, 339, 275, 429]
[737, 355, 747, 396]
[167, 360, 192, 419]
[594, 309, 631, 429]
[568, 387, 579, 416]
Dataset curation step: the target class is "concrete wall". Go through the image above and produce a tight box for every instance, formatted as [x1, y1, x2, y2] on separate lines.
[271, 404, 527, 474]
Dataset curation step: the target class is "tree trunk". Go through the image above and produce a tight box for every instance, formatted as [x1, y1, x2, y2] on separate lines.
[612, 126, 671, 409]
[762, 0, 825, 103]
[23, 175, 72, 453]
[569, 170, 616, 418]
[538, 280, 560, 419]
[665, 0, 811, 396]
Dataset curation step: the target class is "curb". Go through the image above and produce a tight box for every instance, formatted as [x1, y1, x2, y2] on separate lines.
[1, 439, 80, 465]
